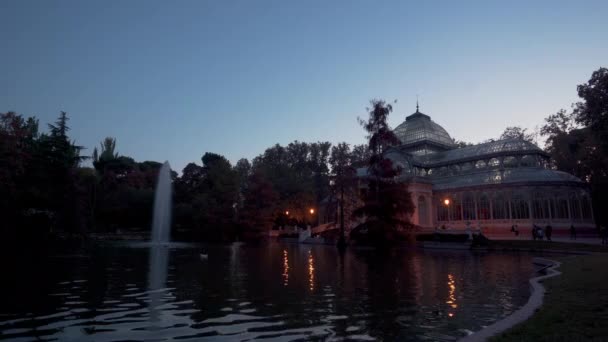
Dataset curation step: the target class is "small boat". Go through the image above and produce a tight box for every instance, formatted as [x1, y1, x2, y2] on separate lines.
[200, 253, 208, 261]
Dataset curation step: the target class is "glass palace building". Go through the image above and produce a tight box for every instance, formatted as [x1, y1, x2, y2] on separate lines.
[376, 106, 595, 235]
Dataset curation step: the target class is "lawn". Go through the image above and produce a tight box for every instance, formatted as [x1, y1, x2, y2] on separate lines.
[485, 240, 608, 254]
[490, 254, 608, 342]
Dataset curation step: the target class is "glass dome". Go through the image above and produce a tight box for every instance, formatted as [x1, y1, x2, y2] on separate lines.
[393, 110, 455, 149]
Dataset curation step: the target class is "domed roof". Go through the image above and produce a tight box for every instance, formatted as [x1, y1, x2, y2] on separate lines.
[393, 107, 455, 149]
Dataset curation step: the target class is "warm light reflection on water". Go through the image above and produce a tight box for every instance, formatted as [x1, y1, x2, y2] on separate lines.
[282, 249, 289, 286]
[0, 244, 535, 341]
[308, 250, 315, 291]
[447, 273, 457, 317]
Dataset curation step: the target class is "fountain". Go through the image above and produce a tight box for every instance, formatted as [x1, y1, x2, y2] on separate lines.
[148, 161, 172, 324]
[151, 161, 172, 245]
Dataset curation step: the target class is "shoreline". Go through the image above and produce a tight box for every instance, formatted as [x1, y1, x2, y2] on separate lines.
[458, 258, 562, 342]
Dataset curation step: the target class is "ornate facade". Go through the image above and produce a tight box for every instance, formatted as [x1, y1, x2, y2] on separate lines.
[369, 106, 595, 236]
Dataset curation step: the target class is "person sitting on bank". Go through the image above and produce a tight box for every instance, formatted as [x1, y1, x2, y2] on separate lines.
[545, 224, 553, 242]
[532, 224, 538, 240]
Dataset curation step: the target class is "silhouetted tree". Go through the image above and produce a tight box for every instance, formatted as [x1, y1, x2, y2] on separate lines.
[353, 100, 414, 245]
[329, 142, 356, 248]
[499, 126, 537, 143]
[541, 67, 608, 225]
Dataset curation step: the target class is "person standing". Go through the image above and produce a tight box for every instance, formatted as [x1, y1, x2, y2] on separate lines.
[545, 224, 552, 242]
[570, 224, 577, 240]
[537, 226, 544, 241]
[532, 225, 537, 241]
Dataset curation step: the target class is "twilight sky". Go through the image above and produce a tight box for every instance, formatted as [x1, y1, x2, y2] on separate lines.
[1, 0, 607, 172]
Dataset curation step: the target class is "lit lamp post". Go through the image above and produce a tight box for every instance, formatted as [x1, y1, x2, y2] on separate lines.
[444, 199, 450, 226]
[309, 208, 315, 228]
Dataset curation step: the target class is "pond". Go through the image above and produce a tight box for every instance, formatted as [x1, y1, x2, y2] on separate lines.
[0, 243, 535, 341]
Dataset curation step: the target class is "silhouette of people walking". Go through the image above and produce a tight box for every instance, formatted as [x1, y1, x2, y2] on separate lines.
[570, 224, 577, 240]
[511, 224, 519, 236]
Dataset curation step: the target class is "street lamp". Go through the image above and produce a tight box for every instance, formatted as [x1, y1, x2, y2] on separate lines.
[309, 208, 315, 215]
[285, 210, 289, 216]
[443, 198, 451, 224]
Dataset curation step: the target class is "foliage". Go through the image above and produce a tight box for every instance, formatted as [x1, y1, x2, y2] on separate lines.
[329, 142, 357, 244]
[353, 100, 415, 244]
[249, 141, 330, 224]
[540, 67, 608, 225]
[454, 140, 474, 148]
[0, 111, 87, 243]
[499, 126, 537, 143]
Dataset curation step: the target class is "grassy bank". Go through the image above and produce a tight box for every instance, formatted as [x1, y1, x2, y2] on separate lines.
[485, 240, 608, 253]
[491, 254, 608, 342]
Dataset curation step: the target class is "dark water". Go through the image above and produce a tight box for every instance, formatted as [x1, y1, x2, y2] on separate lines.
[0, 243, 535, 341]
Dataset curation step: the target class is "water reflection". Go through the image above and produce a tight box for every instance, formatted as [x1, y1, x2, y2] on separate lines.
[0, 244, 535, 341]
[308, 250, 315, 292]
[447, 273, 457, 309]
[282, 249, 289, 286]
[147, 246, 169, 324]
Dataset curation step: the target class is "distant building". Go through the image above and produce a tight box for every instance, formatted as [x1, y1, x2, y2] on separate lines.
[359, 105, 595, 236]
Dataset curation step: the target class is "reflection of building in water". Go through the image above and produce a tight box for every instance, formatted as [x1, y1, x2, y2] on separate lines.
[352, 105, 595, 236]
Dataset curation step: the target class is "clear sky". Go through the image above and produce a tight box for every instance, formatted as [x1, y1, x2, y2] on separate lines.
[1, 0, 607, 172]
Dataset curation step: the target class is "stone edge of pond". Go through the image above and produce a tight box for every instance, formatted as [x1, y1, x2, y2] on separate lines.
[457, 257, 562, 342]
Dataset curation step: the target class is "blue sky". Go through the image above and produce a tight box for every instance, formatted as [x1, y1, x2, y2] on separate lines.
[1, 0, 607, 172]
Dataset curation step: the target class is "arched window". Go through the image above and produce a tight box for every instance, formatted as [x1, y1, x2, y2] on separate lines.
[581, 195, 593, 220]
[462, 192, 476, 221]
[461, 162, 473, 172]
[488, 158, 500, 168]
[420, 169, 427, 176]
[511, 193, 530, 219]
[450, 196, 462, 221]
[427, 168, 434, 176]
[532, 192, 549, 219]
[450, 165, 460, 176]
[418, 196, 429, 226]
[520, 155, 537, 167]
[569, 193, 582, 220]
[503, 156, 517, 168]
[555, 198, 569, 219]
[438, 167, 448, 176]
[492, 192, 508, 219]
[477, 193, 491, 220]
[475, 160, 486, 169]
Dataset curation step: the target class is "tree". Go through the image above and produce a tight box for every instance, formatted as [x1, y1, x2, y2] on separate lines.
[499, 126, 537, 143]
[329, 142, 356, 248]
[574, 67, 608, 140]
[454, 140, 474, 148]
[353, 100, 415, 245]
[540, 67, 608, 226]
[350, 144, 371, 168]
[240, 171, 279, 239]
